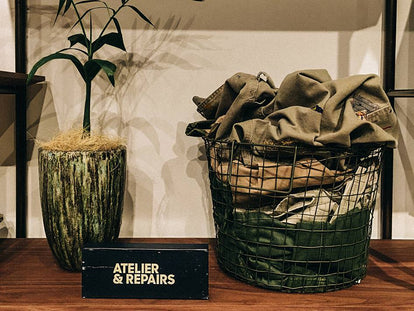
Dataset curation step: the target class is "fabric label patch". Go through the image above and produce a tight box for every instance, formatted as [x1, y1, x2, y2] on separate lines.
[351, 95, 380, 120]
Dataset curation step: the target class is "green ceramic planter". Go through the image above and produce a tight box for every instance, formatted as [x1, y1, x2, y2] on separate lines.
[38, 147, 126, 271]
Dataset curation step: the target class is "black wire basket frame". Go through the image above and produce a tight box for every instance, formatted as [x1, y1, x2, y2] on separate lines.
[203, 137, 385, 293]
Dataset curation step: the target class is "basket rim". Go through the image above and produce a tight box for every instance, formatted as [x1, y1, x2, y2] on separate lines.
[202, 137, 387, 153]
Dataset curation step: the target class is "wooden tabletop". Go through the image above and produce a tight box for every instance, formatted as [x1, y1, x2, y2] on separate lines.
[0, 238, 413, 310]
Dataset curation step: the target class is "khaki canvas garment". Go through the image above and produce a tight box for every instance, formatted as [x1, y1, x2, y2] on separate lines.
[191, 69, 398, 148]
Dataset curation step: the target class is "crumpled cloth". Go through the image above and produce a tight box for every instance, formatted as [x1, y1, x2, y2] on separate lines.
[187, 70, 398, 148]
[231, 158, 380, 224]
[269, 189, 339, 224]
[210, 149, 346, 204]
[333, 159, 379, 220]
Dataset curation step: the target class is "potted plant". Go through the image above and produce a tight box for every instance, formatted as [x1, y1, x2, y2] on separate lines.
[27, 0, 153, 271]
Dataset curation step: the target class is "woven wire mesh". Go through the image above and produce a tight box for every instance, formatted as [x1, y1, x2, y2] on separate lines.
[204, 137, 385, 293]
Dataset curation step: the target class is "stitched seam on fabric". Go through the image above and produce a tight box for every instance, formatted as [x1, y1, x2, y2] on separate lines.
[196, 84, 225, 117]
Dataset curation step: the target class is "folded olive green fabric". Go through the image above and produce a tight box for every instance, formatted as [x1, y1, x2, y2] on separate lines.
[188, 70, 398, 148]
[210, 174, 372, 293]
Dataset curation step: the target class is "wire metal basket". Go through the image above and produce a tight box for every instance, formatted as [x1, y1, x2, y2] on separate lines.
[204, 137, 385, 293]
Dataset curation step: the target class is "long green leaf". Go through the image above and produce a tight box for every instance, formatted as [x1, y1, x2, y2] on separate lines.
[83, 60, 101, 82]
[64, 0, 72, 14]
[76, 0, 111, 14]
[57, 0, 66, 14]
[125, 5, 154, 27]
[113, 17, 123, 38]
[68, 33, 90, 49]
[95, 59, 116, 86]
[27, 52, 86, 84]
[55, 0, 69, 24]
[76, 0, 107, 4]
[55, 47, 89, 56]
[71, 6, 114, 31]
[92, 32, 126, 53]
[84, 59, 116, 85]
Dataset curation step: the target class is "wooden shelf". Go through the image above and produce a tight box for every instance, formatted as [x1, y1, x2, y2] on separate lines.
[0, 238, 413, 310]
[0, 70, 44, 89]
[0, 70, 45, 238]
[387, 89, 414, 98]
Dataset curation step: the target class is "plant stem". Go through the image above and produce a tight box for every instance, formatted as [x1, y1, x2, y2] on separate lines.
[74, 1, 93, 137]
[83, 80, 92, 135]
[89, 13, 93, 57]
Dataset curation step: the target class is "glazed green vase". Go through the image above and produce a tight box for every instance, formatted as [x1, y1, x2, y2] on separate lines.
[38, 147, 126, 271]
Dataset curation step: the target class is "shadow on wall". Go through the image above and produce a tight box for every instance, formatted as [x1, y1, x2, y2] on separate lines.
[26, 84, 51, 157]
[157, 122, 214, 236]
[0, 95, 15, 166]
[23, 0, 383, 80]
[18, 0, 385, 236]
[184, 131, 215, 235]
[100, 0, 382, 31]
[91, 16, 208, 236]
[94, 15, 205, 131]
[20, 0, 382, 31]
[394, 1, 414, 217]
[396, 1, 414, 87]
[0, 85, 47, 238]
[0, 85, 47, 166]
[21, 0, 384, 134]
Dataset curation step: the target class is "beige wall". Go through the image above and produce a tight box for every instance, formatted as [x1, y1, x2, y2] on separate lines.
[0, 0, 412, 238]
[0, 1, 15, 71]
[0, 1, 15, 237]
[393, 0, 414, 238]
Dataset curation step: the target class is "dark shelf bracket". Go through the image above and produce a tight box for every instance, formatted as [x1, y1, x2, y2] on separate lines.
[15, 0, 28, 238]
[380, 0, 410, 240]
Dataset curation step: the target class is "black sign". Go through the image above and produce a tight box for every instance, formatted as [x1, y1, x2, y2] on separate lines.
[82, 243, 209, 299]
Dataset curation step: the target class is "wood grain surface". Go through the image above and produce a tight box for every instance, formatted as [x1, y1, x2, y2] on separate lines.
[0, 238, 413, 310]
